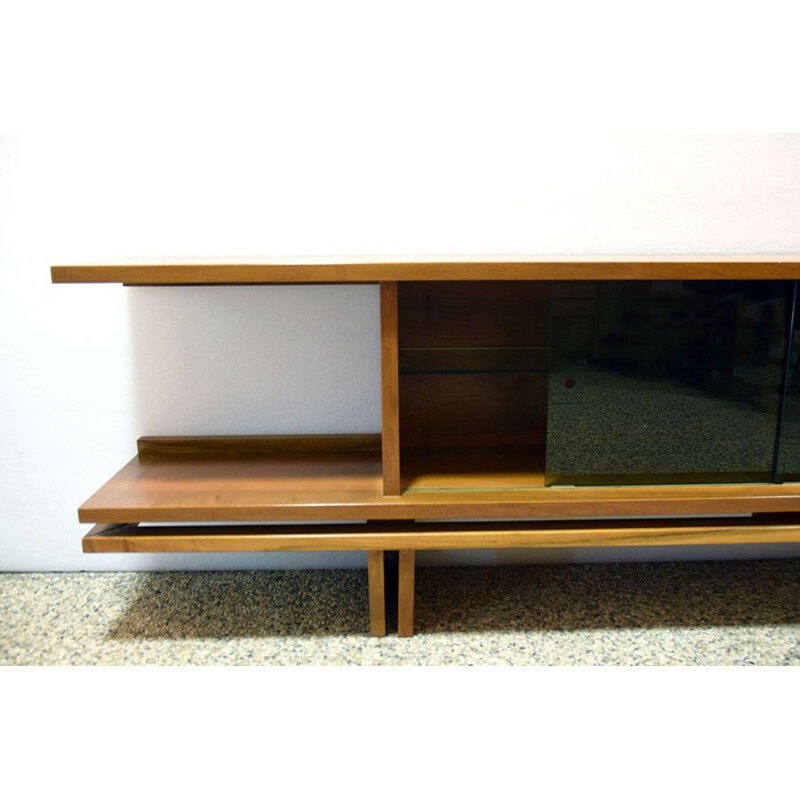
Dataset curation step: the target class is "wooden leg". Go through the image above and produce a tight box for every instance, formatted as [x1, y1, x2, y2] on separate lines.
[398, 549, 416, 637]
[367, 550, 386, 637]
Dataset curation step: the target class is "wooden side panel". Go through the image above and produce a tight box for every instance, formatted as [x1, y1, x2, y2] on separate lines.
[381, 282, 401, 495]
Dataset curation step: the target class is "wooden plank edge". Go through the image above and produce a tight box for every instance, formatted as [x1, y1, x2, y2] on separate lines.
[82, 519, 800, 553]
[77, 492, 800, 523]
[52, 261, 800, 285]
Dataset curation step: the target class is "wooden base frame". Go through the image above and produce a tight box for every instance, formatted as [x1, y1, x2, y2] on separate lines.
[85, 516, 800, 637]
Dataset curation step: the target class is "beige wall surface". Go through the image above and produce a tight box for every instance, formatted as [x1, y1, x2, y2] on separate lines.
[3, 133, 800, 569]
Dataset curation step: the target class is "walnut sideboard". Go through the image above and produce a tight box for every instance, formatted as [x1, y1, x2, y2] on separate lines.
[52, 256, 800, 636]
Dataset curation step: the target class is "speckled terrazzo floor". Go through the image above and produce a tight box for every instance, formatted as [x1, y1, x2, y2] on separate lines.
[1, 560, 798, 665]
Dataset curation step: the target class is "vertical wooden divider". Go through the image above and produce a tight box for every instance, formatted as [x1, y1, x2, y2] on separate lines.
[381, 281, 401, 496]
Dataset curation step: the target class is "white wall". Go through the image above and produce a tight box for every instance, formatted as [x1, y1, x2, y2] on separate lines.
[3, 132, 800, 570]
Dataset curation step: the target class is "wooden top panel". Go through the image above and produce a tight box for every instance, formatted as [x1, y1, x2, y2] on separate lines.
[78, 448, 800, 523]
[51, 255, 800, 284]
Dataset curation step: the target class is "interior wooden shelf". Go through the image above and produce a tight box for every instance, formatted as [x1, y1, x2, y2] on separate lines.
[401, 446, 546, 491]
[77, 437, 800, 523]
[50, 254, 800, 285]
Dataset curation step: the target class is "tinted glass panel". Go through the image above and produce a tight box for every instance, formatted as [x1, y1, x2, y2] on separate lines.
[775, 282, 800, 481]
[546, 280, 790, 486]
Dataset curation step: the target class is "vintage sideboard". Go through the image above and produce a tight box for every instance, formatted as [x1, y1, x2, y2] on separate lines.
[52, 256, 800, 636]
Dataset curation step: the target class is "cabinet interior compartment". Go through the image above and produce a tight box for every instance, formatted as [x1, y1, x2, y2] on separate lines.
[397, 281, 551, 490]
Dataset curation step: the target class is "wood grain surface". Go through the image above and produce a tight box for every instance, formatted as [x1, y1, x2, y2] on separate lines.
[76, 440, 800, 522]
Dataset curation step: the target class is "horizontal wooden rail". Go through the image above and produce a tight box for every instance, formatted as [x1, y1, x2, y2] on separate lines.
[83, 516, 800, 553]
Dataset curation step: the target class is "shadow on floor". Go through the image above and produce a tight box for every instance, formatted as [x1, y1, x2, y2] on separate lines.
[108, 569, 371, 640]
[415, 559, 800, 635]
[107, 559, 799, 640]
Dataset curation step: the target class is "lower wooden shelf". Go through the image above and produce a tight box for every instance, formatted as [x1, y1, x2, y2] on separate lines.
[78, 436, 800, 523]
[401, 445, 546, 490]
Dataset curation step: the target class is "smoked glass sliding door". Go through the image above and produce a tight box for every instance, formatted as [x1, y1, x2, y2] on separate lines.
[546, 281, 791, 486]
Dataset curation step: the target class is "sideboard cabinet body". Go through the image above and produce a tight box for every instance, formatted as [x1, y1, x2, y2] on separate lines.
[398, 279, 799, 489]
[52, 257, 800, 635]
